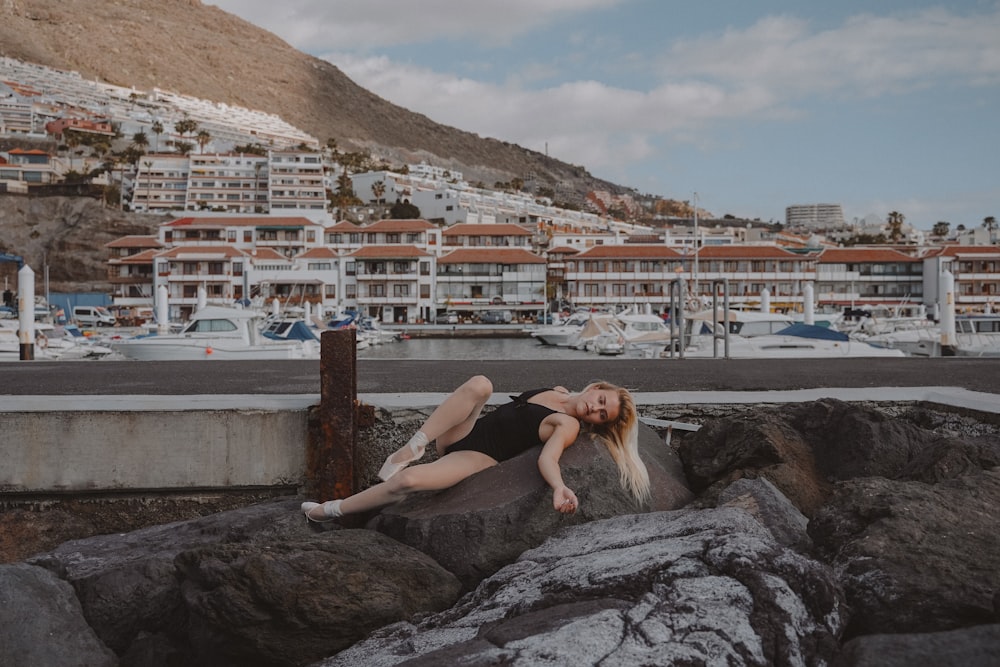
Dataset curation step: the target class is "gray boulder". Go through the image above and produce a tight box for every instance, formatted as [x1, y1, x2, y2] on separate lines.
[677, 398, 1000, 517]
[321, 507, 845, 667]
[809, 468, 1000, 636]
[0, 562, 117, 667]
[833, 623, 1000, 667]
[28, 498, 307, 655]
[718, 477, 812, 553]
[176, 530, 462, 667]
[368, 423, 693, 589]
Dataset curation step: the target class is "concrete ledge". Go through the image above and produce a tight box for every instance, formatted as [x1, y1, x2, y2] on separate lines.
[2, 387, 997, 496]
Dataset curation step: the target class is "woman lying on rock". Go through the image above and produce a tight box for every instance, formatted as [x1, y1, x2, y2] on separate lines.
[301, 374, 649, 522]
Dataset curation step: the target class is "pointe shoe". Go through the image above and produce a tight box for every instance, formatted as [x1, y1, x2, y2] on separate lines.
[378, 437, 427, 481]
[301, 500, 343, 523]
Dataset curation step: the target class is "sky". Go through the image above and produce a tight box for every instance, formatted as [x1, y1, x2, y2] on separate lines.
[207, 0, 1000, 231]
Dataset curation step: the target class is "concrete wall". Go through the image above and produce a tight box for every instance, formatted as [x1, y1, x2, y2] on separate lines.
[0, 395, 317, 494]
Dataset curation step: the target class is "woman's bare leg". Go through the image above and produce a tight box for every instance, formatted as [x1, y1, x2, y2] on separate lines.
[307, 451, 496, 519]
[384, 375, 494, 467]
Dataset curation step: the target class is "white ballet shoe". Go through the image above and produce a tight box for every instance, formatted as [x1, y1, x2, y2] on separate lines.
[378, 435, 427, 481]
[301, 500, 343, 523]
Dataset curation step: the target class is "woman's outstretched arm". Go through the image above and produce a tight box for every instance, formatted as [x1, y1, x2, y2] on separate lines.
[537, 416, 581, 514]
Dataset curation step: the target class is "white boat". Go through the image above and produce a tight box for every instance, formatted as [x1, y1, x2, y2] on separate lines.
[591, 330, 625, 355]
[682, 322, 905, 358]
[864, 313, 1000, 357]
[110, 306, 319, 360]
[609, 311, 673, 358]
[0, 322, 58, 360]
[531, 311, 591, 346]
[35, 323, 115, 360]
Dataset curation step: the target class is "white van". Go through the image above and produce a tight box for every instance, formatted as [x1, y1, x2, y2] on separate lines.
[73, 305, 116, 327]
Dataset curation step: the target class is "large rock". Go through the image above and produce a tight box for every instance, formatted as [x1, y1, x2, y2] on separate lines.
[368, 423, 693, 589]
[833, 623, 1000, 667]
[0, 562, 117, 667]
[677, 399, 1000, 517]
[320, 507, 845, 666]
[677, 404, 830, 515]
[809, 468, 1000, 636]
[177, 530, 462, 667]
[28, 499, 308, 655]
[786, 400, 1000, 483]
[25, 497, 463, 667]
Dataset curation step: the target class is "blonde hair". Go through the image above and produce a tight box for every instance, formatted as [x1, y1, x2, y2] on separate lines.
[585, 381, 651, 506]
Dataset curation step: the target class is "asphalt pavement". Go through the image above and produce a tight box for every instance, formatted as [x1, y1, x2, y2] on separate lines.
[2, 357, 1000, 396]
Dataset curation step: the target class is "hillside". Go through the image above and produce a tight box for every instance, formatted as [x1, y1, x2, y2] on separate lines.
[0, 0, 630, 200]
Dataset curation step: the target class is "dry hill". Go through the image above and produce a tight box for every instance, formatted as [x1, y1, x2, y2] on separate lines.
[0, 0, 630, 198]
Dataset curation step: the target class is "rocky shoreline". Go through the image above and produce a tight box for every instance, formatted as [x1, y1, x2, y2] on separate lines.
[1, 399, 999, 666]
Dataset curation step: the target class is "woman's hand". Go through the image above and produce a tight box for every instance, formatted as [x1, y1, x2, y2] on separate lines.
[553, 486, 578, 514]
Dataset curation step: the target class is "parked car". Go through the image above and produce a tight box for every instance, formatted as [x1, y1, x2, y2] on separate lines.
[435, 311, 459, 324]
[480, 309, 513, 324]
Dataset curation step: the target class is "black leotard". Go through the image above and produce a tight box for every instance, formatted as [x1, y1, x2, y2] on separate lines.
[445, 388, 560, 462]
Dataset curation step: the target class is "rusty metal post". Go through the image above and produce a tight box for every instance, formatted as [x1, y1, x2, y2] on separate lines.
[307, 328, 357, 501]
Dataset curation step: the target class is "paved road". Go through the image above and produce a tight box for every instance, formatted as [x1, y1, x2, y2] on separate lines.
[2, 357, 1000, 396]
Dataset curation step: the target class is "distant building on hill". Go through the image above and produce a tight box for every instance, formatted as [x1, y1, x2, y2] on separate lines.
[786, 203, 846, 230]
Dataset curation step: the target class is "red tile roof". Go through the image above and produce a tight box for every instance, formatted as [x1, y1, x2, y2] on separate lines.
[328, 220, 364, 231]
[442, 223, 532, 237]
[105, 235, 163, 248]
[438, 248, 545, 264]
[247, 248, 288, 261]
[363, 219, 436, 232]
[118, 249, 161, 264]
[349, 245, 433, 259]
[575, 245, 684, 259]
[547, 246, 581, 255]
[695, 245, 810, 259]
[931, 245, 1000, 257]
[298, 247, 340, 259]
[164, 216, 320, 228]
[817, 248, 922, 263]
[158, 245, 248, 259]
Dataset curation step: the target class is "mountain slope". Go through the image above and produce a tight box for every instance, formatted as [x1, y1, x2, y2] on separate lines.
[0, 0, 626, 198]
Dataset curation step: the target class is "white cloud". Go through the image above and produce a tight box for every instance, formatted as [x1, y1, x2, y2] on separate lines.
[209, 0, 625, 51]
[663, 8, 1000, 98]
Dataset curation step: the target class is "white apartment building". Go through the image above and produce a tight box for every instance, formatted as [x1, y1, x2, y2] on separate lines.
[814, 248, 923, 308]
[131, 154, 191, 212]
[347, 245, 436, 323]
[786, 204, 846, 230]
[436, 248, 547, 316]
[694, 246, 818, 309]
[186, 153, 269, 213]
[563, 245, 686, 311]
[268, 150, 327, 212]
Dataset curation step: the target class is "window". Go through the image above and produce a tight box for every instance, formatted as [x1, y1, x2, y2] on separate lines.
[308, 262, 332, 270]
[386, 233, 400, 243]
[393, 284, 410, 297]
[393, 261, 409, 273]
[371, 284, 385, 297]
[346, 261, 356, 276]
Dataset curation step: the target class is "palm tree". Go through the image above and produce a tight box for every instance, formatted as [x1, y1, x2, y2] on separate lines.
[886, 211, 905, 242]
[984, 216, 997, 240]
[196, 129, 211, 154]
[150, 120, 163, 153]
[932, 221, 950, 238]
[174, 116, 198, 141]
[371, 180, 386, 204]
[131, 131, 149, 152]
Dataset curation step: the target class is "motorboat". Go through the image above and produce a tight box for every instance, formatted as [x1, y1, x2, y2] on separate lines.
[35, 322, 115, 360]
[864, 313, 1000, 357]
[609, 311, 673, 358]
[681, 322, 906, 358]
[109, 306, 319, 360]
[531, 311, 590, 346]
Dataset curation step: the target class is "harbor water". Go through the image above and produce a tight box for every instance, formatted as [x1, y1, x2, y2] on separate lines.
[358, 337, 595, 360]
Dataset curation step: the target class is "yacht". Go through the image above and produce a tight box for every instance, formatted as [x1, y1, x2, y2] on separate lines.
[609, 311, 673, 358]
[531, 311, 591, 347]
[110, 306, 319, 360]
